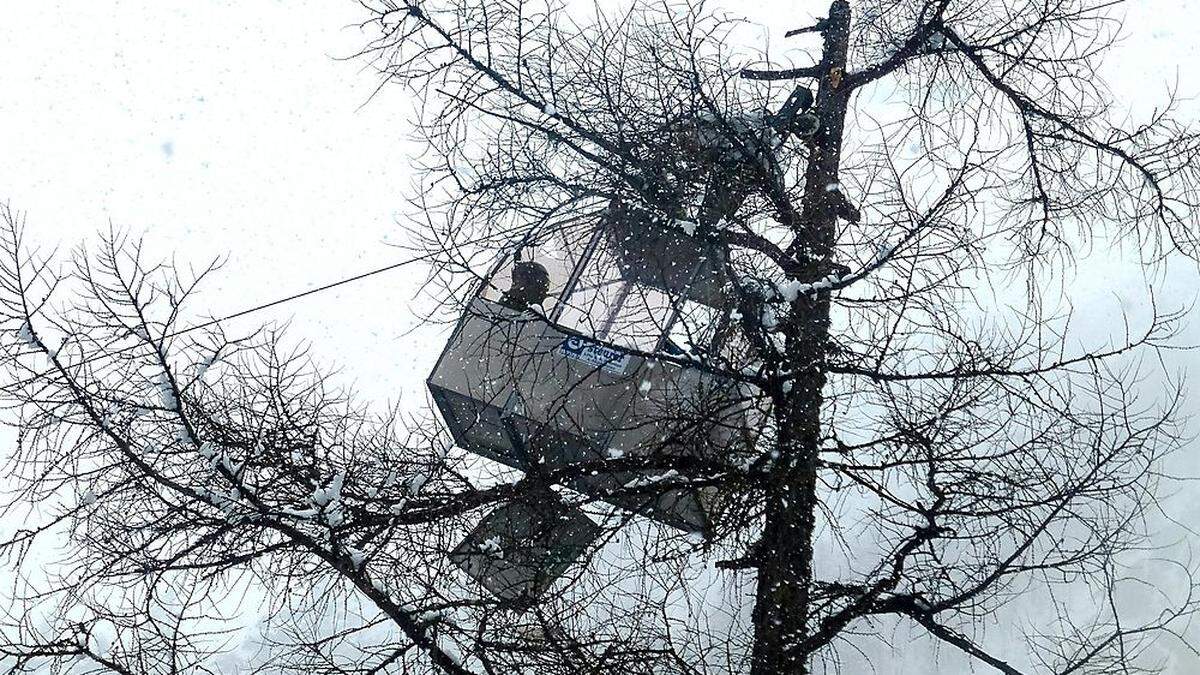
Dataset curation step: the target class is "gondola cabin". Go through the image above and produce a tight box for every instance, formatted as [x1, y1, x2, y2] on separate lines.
[431, 96, 815, 600]
[429, 203, 765, 535]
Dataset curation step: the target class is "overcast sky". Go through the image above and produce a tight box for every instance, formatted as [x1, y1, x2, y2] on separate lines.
[2, 1, 1197, 399]
[2, 1, 1200, 672]
[0, 2, 433, 404]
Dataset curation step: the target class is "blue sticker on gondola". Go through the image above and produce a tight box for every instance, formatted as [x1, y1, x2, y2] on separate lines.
[558, 336, 631, 375]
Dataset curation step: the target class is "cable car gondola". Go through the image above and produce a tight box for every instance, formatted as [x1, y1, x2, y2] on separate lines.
[428, 203, 765, 535]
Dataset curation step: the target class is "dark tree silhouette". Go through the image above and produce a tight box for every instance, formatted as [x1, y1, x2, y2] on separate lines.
[3, 0, 1200, 673]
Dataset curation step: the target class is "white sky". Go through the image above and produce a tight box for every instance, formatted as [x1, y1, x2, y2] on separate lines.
[2, 1, 1199, 672]
[2, 0, 1197, 398]
[0, 1, 434, 403]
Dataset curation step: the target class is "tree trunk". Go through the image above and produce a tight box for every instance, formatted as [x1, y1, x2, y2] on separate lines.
[749, 3, 852, 673]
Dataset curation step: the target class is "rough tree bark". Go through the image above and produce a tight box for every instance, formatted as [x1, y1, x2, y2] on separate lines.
[750, 3, 852, 673]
